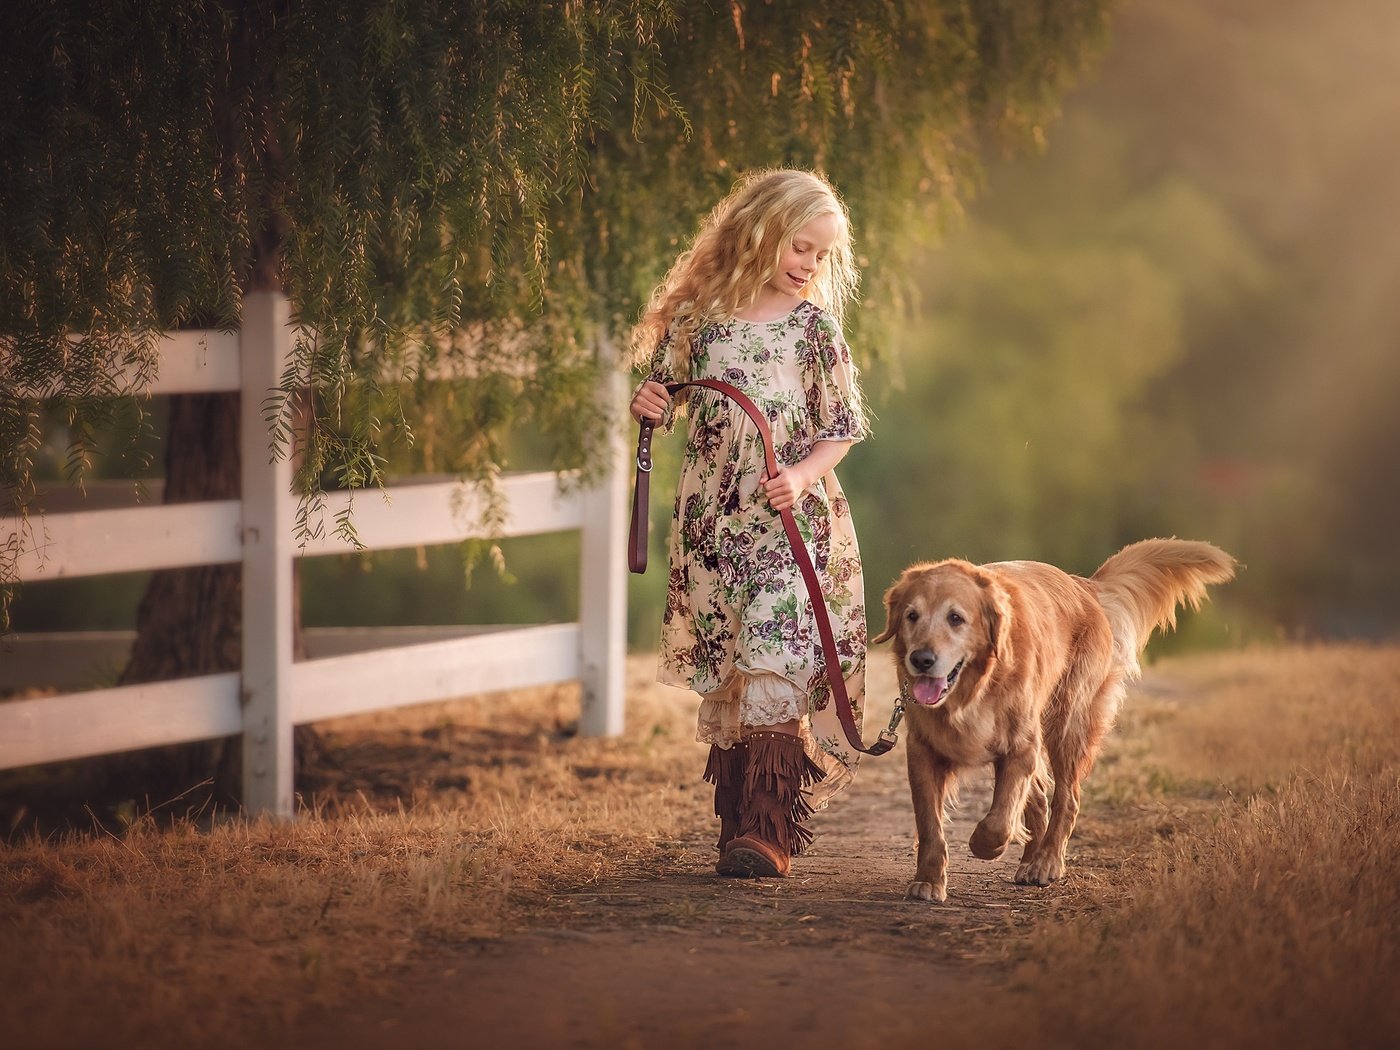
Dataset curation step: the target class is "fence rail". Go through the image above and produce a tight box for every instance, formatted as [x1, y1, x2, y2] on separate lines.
[0, 292, 628, 814]
[0, 673, 243, 769]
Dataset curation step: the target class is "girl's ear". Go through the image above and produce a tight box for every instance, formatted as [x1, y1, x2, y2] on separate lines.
[872, 577, 906, 645]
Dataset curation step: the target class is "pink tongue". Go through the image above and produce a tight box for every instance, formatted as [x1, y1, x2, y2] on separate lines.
[911, 676, 948, 705]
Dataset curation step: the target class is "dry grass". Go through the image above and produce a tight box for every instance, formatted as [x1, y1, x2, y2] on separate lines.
[0, 657, 711, 1049]
[4, 645, 1399, 1049]
[1009, 644, 1400, 1049]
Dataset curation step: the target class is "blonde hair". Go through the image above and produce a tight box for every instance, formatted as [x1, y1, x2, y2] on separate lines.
[630, 168, 859, 375]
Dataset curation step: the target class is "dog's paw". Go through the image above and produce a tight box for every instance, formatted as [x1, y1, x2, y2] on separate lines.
[906, 880, 947, 904]
[969, 819, 1009, 861]
[1016, 854, 1063, 886]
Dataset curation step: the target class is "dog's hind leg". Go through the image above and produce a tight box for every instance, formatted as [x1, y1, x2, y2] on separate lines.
[906, 736, 957, 903]
[1020, 678, 1117, 886]
[1014, 764, 1051, 884]
[1020, 757, 1080, 886]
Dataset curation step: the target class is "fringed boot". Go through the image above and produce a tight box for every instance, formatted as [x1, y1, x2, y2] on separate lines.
[716, 731, 825, 878]
[702, 742, 747, 856]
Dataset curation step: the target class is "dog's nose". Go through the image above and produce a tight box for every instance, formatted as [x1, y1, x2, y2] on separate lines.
[910, 648, 937, 674]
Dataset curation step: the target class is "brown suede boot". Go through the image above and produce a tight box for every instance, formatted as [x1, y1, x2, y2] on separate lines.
[716, 731, 825, 878]
[702, 742, 747, 854]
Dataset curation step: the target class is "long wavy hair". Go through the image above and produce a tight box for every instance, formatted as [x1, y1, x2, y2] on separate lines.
[630, 168, 859, 375]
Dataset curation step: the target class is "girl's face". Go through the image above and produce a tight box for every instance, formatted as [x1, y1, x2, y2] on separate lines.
[765, 211, 840, 301]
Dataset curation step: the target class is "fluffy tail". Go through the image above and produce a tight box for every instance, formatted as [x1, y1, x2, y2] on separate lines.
[1091, 539, 1237, 680]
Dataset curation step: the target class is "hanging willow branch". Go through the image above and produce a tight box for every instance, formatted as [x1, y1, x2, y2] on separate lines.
[0, 0, 1111, 627]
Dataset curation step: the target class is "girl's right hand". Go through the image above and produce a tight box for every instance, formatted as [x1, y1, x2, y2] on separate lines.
[630, 380, 672, 424]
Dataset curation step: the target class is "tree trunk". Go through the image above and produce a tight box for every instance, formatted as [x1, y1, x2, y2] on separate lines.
[109, 393, 318, 816]
[109, 393, 245, 809]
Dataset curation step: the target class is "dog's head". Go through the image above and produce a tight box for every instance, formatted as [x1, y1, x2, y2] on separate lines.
[873, 560, 1013, 708]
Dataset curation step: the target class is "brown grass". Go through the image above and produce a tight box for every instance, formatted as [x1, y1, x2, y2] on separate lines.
[0, 657, 710, 1049]
[3, 644, 1399, 1048]
[1011, 644, 1400, 1048]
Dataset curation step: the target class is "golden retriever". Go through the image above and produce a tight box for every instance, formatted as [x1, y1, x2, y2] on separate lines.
[874, 539, 1236, 902]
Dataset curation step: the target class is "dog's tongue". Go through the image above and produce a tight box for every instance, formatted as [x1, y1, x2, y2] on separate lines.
[911, 676, 947, 706]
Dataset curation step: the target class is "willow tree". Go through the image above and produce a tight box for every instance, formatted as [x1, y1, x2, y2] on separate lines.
[1, 0, 1109, 799]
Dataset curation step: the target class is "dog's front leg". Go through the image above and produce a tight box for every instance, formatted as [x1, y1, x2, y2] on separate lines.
[970, 747, 1037, 861]
[906, 735, 955, 903]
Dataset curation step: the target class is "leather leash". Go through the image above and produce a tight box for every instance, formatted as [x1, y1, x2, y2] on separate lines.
[628, 378, 898, 757]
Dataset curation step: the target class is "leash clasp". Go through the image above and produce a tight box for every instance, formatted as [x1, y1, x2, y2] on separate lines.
[877, 695, 906, 748]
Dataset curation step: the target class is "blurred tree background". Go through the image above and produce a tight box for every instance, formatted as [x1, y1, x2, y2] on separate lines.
[10, 0, 1397, 671]
[874, 0, 1400, 648]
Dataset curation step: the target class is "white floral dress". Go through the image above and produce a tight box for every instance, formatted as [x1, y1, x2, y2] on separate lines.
[646, 300, 869, 807]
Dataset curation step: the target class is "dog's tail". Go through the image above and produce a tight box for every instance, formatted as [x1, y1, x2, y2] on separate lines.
[1091, 539, 1237, 680]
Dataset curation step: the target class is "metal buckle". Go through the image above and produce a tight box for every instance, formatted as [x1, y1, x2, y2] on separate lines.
[636, 455, 653, 473]
[884, 696, 905, 734]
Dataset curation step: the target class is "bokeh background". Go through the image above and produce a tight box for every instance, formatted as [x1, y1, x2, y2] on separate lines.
[11, 0, 1399, 661]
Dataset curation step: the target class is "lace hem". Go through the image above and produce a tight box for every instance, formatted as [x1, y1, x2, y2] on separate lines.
[740, 671, 806, 726]
[695, 670, 804, 744]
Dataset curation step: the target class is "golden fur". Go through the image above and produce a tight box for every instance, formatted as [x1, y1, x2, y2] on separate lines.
[873, 538, 1237, 902]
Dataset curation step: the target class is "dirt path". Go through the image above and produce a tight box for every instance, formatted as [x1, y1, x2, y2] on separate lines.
[293, 721, 1074, 1050]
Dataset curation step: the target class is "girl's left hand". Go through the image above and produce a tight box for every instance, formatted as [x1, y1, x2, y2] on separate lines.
[760, 465, 808, 512]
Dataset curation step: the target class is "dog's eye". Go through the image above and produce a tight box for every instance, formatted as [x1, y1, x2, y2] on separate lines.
[948, 611, 964, 627]
[905, 608, 920, 623]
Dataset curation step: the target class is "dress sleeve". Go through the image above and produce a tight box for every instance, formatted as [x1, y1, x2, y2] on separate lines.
[640, 324, 687, 433]
[809, 315, 868, 444]
[644, 325, 676, 384]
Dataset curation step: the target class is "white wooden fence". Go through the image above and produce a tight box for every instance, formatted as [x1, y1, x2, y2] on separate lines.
[0, 291, 629, 816]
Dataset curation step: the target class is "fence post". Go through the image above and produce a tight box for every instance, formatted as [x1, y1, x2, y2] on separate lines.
[239, 292, 295, 817]
[578, 357, 628, 736]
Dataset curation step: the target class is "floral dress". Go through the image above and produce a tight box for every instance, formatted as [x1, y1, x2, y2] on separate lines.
[646, 300, 868, 807]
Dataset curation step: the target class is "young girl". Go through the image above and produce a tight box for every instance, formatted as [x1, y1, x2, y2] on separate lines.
[629, 168, 869, 878]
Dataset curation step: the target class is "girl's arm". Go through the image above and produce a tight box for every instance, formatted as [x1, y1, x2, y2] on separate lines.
[761, 439, 852, 512]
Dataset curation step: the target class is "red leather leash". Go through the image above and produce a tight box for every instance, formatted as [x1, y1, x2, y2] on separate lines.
[628, 379, 897, 757]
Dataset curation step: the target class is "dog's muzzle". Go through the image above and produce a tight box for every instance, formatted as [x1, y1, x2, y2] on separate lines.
[905, 657, 965, 707]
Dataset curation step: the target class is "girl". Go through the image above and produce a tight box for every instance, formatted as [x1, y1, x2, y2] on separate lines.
[629, 168, 869, 878]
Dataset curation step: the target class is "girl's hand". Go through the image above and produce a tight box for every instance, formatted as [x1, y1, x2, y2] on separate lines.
[761, 465, 809, 512]
[630, 380, 672, 424]
[761, 441, 850, 512]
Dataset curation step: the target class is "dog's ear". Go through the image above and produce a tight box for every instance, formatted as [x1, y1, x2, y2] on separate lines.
[979, 579, 1015, 666]
[872, 576, 907, 645]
